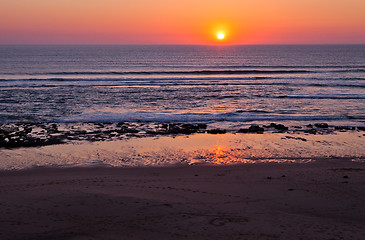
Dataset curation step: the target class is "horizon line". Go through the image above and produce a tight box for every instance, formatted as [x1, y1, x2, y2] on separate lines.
[1, 43, 365, 46]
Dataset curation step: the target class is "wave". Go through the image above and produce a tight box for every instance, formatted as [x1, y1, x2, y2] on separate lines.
[330, 69, 365, 73]
[2, 65, 365, 75]
[1, 75, 364, 82]
[43, 69, 313, 75]
[276, 95, 365, 99]
[1, 77, 364, 89]
[59, 111, 365, 124]
[47, 68, 363, 75]
[195, 65, 365, 69]
[0, 76, 265, 82]
[197, 94, 365, 100]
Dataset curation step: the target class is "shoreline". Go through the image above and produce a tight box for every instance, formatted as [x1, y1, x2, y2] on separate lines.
[1, 162, 364, 239]
[0, 131, 364, 171]
[1, 122, 364, 238]
[1, 121, 364, 149]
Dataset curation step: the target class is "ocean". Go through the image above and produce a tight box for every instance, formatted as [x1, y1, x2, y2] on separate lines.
[1, 45, 364, 129]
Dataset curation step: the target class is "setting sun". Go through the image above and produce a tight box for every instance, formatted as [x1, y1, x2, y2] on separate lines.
[217, 33, 225, 40]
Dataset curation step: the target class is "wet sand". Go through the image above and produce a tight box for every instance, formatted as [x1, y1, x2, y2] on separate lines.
[1, 161, 365, 240]
[1, 131, 365, 170]
[1, 127, 365, 239]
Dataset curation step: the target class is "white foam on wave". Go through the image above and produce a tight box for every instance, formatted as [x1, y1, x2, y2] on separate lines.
[59, 110, 362, 125]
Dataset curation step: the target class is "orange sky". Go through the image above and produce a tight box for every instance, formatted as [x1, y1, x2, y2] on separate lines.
[1, 0, 364, 44]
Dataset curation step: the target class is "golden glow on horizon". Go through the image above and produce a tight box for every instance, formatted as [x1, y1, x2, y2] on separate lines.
[0, 0, 364, 44]
[209, 21, 236, 44]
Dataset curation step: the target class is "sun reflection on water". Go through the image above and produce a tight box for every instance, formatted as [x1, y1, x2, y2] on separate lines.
[0, 132, 364, 170]
[215, 146, 225, 157]
[201, 144, 251, 165]
[213, 145, 229, 164]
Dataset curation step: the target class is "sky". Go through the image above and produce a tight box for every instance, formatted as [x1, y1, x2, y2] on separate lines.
[1, 0, 364, 45]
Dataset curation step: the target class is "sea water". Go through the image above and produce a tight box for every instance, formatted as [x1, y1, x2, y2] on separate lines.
[1, 45, 364, 129]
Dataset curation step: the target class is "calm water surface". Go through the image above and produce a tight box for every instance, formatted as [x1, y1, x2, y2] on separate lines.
[1, 45, 364, 129]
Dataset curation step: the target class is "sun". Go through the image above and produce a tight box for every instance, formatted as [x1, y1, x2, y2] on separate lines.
[217, 32, 225, 40]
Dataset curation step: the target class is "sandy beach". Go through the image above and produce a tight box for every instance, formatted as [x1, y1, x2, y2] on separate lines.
[1, 13, 365, 240]
[1, 160, 364, 240]
[1, 129, 365, 239]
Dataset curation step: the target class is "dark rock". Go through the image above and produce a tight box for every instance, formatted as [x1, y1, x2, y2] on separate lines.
[334, 126, 351, 131]
[0, 127, 19, 134]
[207, 129, 226, 134]
[44, 137, 64, 146]
[165, 126, 181, 134]
[263, 123, 288, 131]
[343, 175, 349, 179]
[238, 129, 249, 133]
[249, 125, 264, 132]
[116, 122, 125, 127]
[314, 123, 328, 128]
[46, 123, 59, 133]
[263, 123, 277, 128]
[238, 125, 264, 133]
[273, 124, 288, 131]
[0, 134, 64, 148]
[181, 124, 199, 130]
[24, 127, 32, 134]
[306, 124, 313, 128]
[177, 128, 197, 135]
[304, 129, 317, 134]
[94, 123, 104, 128]
[166, 125, 187, 134]
[172, 123, 207, 134]
[358, 127, 365, 131]
[117, 127, 139, 134]
[285, 136, 307, 141]
[147, 123, 204, 135]
[101, 130, 114, 134]
[74, 130, 87, 134]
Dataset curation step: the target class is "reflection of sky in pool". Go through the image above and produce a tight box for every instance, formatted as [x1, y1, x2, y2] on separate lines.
[1, 132, 364, 170]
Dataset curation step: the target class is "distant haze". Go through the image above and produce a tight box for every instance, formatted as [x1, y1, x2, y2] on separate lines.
[1, 0, 364, 45]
